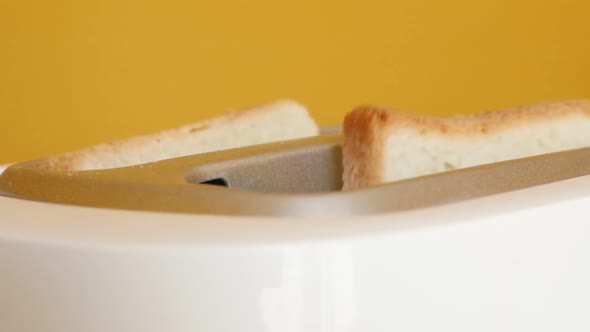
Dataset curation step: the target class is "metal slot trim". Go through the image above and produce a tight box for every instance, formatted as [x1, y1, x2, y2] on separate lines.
[2, 133, 590, 218]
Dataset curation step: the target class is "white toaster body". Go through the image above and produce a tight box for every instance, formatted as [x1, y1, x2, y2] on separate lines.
[1, 161, 589, 332]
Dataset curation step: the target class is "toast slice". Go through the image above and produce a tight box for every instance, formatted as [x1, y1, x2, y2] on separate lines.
[342, 99, 590, 190]
[39, 99, 319, 171]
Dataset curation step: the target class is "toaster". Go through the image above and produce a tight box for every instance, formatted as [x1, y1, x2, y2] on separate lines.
[1, 131, 589, 332]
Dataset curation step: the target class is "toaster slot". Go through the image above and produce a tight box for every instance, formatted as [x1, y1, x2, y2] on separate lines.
[2, 133, 590, 218]
[187, 137, 343, 193]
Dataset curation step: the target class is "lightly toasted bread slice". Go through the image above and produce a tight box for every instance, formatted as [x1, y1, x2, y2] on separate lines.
[38, 99, 320, 171]
[342, 99, 590, 191]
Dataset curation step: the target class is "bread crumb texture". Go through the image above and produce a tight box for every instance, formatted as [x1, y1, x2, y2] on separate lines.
[342, 99, 590, 190]
[36, 99, 319, 171]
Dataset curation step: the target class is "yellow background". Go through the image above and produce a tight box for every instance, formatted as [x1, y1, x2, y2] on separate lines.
[1, 0, 589, 163]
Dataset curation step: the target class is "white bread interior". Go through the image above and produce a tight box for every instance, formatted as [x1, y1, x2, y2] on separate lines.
[342, 99, 590, 191]
[39, 99, 319, 171]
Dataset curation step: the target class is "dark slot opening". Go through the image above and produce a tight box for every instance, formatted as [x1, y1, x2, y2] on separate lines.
[200, 178, 229, 187]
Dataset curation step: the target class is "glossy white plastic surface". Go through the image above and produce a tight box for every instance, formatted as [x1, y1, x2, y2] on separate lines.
[1, 165, 590, 331]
